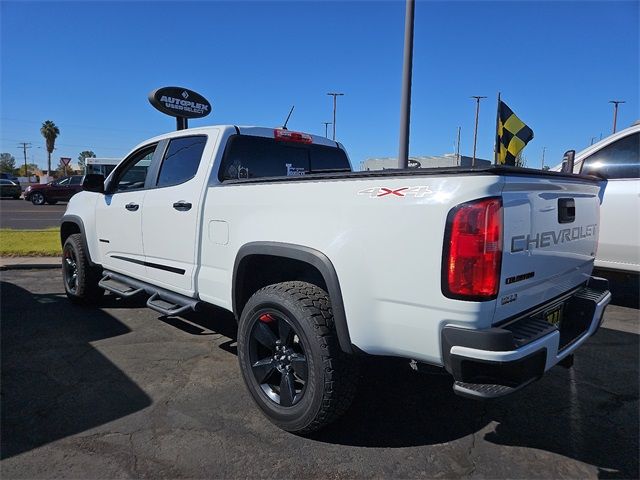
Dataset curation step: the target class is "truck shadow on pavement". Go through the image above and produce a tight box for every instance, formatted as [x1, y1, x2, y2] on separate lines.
[309, 326, 639, 479]
[177, 306, 638, 479]
[0, 281, 152, 460]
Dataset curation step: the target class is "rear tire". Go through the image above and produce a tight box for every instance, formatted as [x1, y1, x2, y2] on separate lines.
[237, 281, 358, 434]
[62, 233, 104, 304]
[31, 192, 45, 205]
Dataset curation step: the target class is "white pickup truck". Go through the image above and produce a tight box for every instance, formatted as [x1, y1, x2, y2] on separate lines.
[61, 126, 611, 433]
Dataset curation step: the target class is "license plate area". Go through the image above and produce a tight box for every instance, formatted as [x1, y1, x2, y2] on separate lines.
[544, 304, 563, 327]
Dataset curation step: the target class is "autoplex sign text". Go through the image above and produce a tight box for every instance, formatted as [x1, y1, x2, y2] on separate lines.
[148, 87, 212, 119]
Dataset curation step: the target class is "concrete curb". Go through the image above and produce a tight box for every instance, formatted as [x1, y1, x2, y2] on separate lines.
[0, 258, 61, 271]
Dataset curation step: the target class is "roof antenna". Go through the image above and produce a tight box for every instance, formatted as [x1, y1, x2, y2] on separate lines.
[282, 105, 295, 130]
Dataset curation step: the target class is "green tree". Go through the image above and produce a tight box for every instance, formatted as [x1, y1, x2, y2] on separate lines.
[40, 120, 60, 176]
[77, 150, 96, 170]
[0, 153, 16, 173]
[16, 163, 39, 176]
[515, 150, 527, 168]
[542, 165, 550, 171]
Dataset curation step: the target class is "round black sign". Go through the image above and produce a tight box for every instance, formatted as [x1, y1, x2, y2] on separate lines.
[148, 86, 212, 119]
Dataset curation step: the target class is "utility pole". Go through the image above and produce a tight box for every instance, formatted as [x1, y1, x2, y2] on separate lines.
[590, 136, 596, 146]
[455, 127, 461, 165]
[471, 96, 487, 166]
[327, 92, 344, 141]
[17, 142, 32, 177]
[609, 100, 625, 134]
[322, 122, 332, 138]
[398, 0, 415, 169]
[541, 146, 546, 169]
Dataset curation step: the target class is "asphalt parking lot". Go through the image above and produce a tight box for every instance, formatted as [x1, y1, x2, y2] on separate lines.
[1, 269, 638, 479]
[0, 199, 67, 229]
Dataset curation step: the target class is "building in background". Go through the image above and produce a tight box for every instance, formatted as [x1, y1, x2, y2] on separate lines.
[360, 154, 491, 171]
[85, 157, 121, 178]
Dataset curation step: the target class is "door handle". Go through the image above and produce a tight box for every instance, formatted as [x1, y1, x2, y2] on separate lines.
[173, 201, 192, 211]
[125, 202, 139, 211]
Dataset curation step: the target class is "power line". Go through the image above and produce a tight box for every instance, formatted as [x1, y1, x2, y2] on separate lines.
[609, 100, 625, 134]
[17, 142, 32, 176]
[322, 122, 332, 138]
[327, 92, 344, 141]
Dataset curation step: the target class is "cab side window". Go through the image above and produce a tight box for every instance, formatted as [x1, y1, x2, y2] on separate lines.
[156, 136, 207, 188]
[581, 132, 640, 179]
[111, 145, 157, 193]
[70, 176, 83, 186]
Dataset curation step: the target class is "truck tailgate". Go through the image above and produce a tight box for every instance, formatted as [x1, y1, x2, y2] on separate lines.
[495, 174, 601, 323]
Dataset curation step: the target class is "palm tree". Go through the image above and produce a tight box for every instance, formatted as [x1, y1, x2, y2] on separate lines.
[40, 120, 60, 177]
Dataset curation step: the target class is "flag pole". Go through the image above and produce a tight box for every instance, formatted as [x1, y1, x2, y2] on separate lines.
[494, 92, 501, 165]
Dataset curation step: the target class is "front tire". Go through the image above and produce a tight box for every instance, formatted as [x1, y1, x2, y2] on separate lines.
[62, 233, 104, 304]
[237, 281, 358, 434]
[31, 192, 45, 205]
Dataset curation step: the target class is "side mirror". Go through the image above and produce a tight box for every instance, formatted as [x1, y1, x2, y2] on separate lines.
[561, 150, 575, 173]
[82, 174, 105, 193]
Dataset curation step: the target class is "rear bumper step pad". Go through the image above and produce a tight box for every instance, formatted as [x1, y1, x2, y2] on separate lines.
[441, 277, 611, 399]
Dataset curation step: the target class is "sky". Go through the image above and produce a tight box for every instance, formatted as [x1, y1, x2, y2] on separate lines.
[1, 0, 638, 171]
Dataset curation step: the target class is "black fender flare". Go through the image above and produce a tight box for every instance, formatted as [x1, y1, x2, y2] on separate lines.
[233, 241, 353, 354]
[60, 215, 96, 266]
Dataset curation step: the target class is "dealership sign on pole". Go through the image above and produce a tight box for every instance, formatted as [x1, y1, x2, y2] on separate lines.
[148, 86, 212, 131]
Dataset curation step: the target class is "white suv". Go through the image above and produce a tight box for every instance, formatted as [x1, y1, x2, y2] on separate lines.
[567, 123, 640, 273]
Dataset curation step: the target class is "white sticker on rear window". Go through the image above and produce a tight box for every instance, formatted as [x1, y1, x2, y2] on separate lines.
[286, 164, 306, 176]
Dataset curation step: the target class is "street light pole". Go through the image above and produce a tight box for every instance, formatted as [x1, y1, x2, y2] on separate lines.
[541, 146, 546, 169]
[609, 100, 625, 134]
[471, 96, 487, 166]
[398, 0, 415, 169]
[327, 93, 344, 141]
[323, 122, 332, 138]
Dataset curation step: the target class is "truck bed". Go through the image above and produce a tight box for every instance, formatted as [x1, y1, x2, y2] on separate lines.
[222, 164, 602, 185]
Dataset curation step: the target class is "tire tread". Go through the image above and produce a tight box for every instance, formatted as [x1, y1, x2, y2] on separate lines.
[252, 281, 358, 434]
[63, 233, 103, 304]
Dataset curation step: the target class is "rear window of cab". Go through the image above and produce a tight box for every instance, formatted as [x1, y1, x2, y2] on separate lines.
[219, 135, 350, 181]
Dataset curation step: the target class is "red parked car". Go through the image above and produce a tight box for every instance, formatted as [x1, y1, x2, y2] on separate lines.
[24, 175, 84, 205]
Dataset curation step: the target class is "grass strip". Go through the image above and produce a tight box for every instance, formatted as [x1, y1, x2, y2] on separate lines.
[0, 228, 61, 257]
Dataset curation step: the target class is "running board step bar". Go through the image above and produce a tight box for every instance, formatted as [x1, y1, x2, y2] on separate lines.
[146, 293, 198, 317]
[100, 270, 202, 316]
[99, 276, 144, 297]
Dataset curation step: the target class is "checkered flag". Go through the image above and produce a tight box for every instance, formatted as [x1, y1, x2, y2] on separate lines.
[495, 99, 534, 165]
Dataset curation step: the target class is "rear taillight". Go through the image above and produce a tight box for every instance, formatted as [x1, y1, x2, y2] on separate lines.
[274, 129, 313, 144]
[442, 197, 503, 300]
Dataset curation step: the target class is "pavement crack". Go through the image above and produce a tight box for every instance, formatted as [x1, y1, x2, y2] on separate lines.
[465, 403, 487, 477]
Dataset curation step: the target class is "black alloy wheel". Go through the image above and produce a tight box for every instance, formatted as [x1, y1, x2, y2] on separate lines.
[63, 243, 79, 294]
[237, 282, 358, 433]
[248, 310, 308, 407]
[61, 233, 104, 304]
